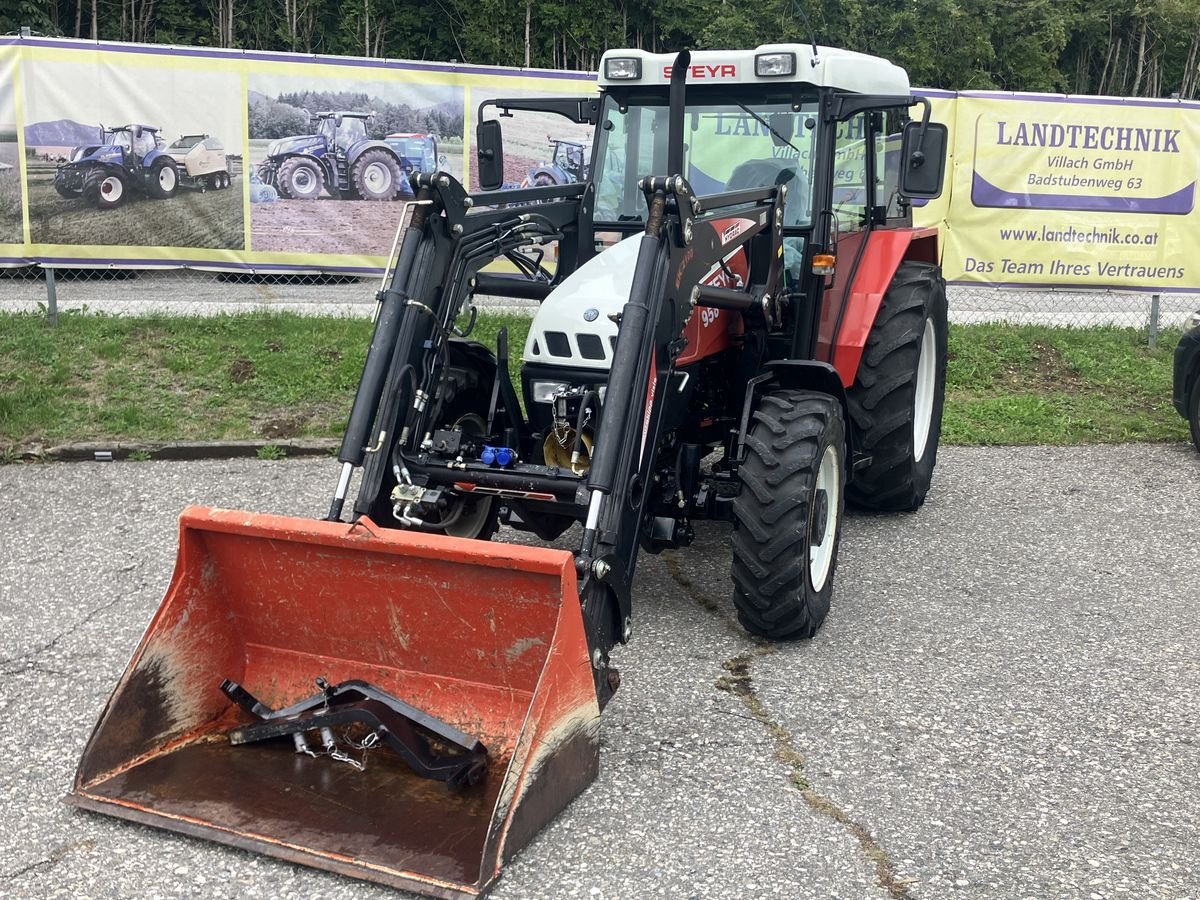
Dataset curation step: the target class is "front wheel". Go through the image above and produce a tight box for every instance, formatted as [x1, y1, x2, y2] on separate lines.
[83, 170, 128, 210]
[731, 390, 846, 640]
[845, 261, 948, 512]
[276, 157, 324, 200]
[146, 158, 178, 199]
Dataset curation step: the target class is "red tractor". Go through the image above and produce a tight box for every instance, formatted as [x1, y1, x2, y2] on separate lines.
[73, 44, 949, 899]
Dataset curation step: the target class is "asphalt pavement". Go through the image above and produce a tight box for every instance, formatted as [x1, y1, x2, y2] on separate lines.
[1, 445, 1197, 899]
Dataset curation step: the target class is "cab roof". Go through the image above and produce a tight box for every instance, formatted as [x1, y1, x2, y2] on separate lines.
[598, 44, 911, 97]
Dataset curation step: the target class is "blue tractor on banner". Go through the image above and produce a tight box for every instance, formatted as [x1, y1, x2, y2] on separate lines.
[524, 137, 591, 187]
[53, 124, 180, 210]
[257, 111, 408, 201]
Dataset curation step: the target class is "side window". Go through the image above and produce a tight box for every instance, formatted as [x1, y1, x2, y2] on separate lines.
[832, 112, 869, 235]
[876, 110, 905, 220]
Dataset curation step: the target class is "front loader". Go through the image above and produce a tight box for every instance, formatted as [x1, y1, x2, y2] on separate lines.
[71, 44, 949, 898]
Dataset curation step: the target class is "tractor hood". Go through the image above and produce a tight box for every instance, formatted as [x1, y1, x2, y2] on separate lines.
[69, 144, 122, 165]
[523, 237, 640, 372]
[266, 135, 325, 158]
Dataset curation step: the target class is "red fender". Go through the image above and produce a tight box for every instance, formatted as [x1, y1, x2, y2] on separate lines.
[817, 227, 939, 387]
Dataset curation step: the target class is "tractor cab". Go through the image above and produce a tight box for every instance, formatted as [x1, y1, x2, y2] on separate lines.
[316, 111, 370, 153]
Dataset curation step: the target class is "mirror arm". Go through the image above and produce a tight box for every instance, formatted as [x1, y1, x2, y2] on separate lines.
[908, 95, 933, 167]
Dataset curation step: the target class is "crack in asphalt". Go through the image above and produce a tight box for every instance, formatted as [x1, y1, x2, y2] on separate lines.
[664, 552, 914, 900]
[2, 838, 96, 881]
[0, 591, 130, 675]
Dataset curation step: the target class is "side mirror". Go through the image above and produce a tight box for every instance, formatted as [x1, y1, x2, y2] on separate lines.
[898, 120, 947, 200]
[477, 119, 504, 191]
[767, 113, 794, 147]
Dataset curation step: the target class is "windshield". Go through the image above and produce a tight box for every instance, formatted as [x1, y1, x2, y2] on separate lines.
[593, 94, 818, 226]
[336, 117, 367, 146]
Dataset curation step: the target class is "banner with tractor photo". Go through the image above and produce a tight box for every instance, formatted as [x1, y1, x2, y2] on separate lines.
[5, 35, 1200, 291]
[0, 36, 593, 273]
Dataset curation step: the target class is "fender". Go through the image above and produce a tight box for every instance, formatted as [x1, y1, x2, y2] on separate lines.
[527, 165, 568, 186]
[823, 227, 939, 387]
[141, 147, 171, 169]
[761, 359, 858, 468]
[344, 139, 403, 172]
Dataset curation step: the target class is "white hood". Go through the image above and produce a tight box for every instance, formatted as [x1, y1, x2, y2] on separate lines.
[523, 237, 642, 371]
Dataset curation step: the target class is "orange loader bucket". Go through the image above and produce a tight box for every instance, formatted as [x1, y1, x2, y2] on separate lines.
[69, 507, 600, 899]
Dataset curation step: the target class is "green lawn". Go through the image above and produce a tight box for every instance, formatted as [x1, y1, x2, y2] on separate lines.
[0, 311, 1188, 455]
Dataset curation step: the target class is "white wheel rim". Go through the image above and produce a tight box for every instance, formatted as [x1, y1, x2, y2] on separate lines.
[294, 167, 315, 193]
[913, 316, 936, 463]
[809, 444, 840, 592]
[159, 166, 175, 190]
[102, 176, 123, 201]
[363, 162, 391, 193]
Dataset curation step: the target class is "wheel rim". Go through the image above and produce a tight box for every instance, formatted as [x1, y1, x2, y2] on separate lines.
[808, 444, 840, 592]
[159, 166, 176, 191]
[913, 316, 936, 463]
[293, 166, 316, 194]
[101, 176, 123, 202]
[363, 162, 392, 194]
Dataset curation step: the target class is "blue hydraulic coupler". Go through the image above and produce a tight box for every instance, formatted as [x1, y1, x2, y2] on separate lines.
[481, 446, 516, 468]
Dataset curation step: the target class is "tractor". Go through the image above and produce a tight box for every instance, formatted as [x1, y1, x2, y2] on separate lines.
[53, 124, 179, 210]
[71, 44, 949, 899]
[257, 110, 407, 200]
[384, 131, 444, 176]
[525, 137, 591, 186]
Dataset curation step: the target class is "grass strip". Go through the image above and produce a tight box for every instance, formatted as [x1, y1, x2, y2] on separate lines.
[0, 311, 1188, 454]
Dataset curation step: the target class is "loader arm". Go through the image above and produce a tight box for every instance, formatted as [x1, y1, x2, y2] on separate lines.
[334, 165, 787, 708]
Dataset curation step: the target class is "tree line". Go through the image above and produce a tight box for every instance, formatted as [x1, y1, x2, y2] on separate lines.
[248, 90, 465, 139]
[7, 1, 1200, 98]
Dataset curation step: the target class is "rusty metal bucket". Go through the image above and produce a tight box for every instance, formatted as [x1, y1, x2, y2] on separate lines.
[69, 507, 600, 899]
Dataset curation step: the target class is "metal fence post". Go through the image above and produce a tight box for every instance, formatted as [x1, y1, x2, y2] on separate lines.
[45, 266, 59, 327]
[1148, 293, 1160, 348]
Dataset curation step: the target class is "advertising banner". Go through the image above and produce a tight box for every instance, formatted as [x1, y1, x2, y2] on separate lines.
[5, 36, 1200, 293]
[935, 91, 1200, 291]
[0, 36, 592, 273]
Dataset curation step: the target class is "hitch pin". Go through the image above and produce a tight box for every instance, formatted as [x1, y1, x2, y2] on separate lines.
[292, 732, 318, 758]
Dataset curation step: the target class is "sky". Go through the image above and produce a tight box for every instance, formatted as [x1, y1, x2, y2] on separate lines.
[22, 59, 243, 144]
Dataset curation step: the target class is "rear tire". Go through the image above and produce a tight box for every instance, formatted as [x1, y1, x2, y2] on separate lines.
[846, 261, 948, 512]
[146, 158, 178, 199]
[731, 390, 846, 640]
[1189, 377, 1200, 452]
[83, 170, 128, 210]
[352, 149, 402, 200]
[277, 157, 324, 200]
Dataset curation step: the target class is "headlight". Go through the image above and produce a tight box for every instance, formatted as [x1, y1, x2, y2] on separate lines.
[531, 380, 570, 404]
[1186, 310, 1200, 333]
[755, 52, 796, 77]
[604, 57, 642, 80]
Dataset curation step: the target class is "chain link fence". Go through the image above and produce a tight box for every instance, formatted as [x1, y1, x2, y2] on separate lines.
[2, 264, 1196, 341]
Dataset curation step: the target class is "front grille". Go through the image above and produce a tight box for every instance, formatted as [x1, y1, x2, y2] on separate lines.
[576, 333, 605, 360]
[544, 331, 571, 357]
